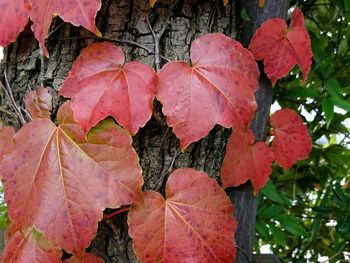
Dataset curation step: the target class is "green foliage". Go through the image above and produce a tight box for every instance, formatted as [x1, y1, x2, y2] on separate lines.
[256, 1, 350, 262]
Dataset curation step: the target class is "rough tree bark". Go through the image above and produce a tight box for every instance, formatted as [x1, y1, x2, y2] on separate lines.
[0, 0, 288, 262]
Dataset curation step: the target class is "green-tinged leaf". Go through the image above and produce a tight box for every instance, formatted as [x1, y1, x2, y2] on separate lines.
[322, 98, 334, 128]
[261, 180, 291, 206]
[269, 224, 286, 246]
[260, 205, 283, 219]
[325, 79, 342, 98]
[256, 219, 269, 239]
[333, 183, 348, 205]
[324, 79, 350, 112]
[345, 0, 350, 14]
[336, 220, 350, 235]
[331, 97, 350, 112]
[313, 206, 334, 214]
[276, 215, 307, 236]
[284, 86, 319, 99]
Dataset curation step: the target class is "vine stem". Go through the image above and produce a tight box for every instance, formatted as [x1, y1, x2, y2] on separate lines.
[1, 66, 26, 125]
[59, 36, 170, 62]
[103, 207, 130, 220]
[147, 0, 180, 72]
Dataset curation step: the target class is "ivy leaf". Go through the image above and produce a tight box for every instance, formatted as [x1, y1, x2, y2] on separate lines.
[128, 168, 237, 262]
[64, 253, 105, 263]
[1, 101, 143, 255]
[0, 0, 30, 47]
[0, 0, 101, 56]
[4, 221, 19, 245]
[221, 129, 274, 194]
[30, 0, 102, 57]
[270, 109, 312, 170]
[24, 87, 52, 119]
[0, 126, 15, 165]
[2, 228, 61, 263]
[249, 8, 312, 84]
[59, 42, 157, 135]
[157, 33, 259, 149]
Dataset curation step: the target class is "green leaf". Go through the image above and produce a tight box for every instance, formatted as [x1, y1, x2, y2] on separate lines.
[324, 79, 350, 112]
[284, 86, 319, 99]
[322, 98, 334, 129]
[260, 205, 283, 219]
[325, 79, 342, 98]
[313, 206, 334, 214]
[333, 183, 348, 206]
[269, 224, 286, 246]
[261, 180, 291, 206]
[256, 219, 269, 239]
[345, 0, 350, 14]
[275, 215, 307, 236]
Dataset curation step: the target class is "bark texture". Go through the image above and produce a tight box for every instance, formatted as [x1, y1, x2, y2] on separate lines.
[0, 0, 288, 262]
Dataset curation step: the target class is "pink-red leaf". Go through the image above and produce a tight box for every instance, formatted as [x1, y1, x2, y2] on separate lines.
[24, 87, 52, 119]
[64, 253, 104, 263]
[157, 33, 259, 149]
[2, 228, 61, 263]
[0, 126, 15, 166]
[0, 0, 30, 47]
[270, 109, 312, 169]
[30, 0, 101, 56]
[248, 8, 312, 84]
[1, 102, 143, 255]
[221, 129, 274, 194]
[59, 42, 157, 135]
[128, 168, 237, 262]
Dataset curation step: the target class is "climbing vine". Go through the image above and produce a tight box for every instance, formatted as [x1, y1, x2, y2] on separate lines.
[0, 1, 312, 262]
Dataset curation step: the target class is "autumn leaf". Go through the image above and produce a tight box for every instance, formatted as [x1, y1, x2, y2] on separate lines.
[0, 126, 15, 166]
[258, 0, 265, 8]
[128, 168, 237, 262]
[30, 0, 102, 56]
[249, 8, 312, 84]
[1, 101, 143, 255]
[270, 109, 312, 169]
[24, 87, 52, 119]
[157, 33, 259, 149]
[2, 228, 61, 263]
[4, 221, 19, 245]
[221, 129, 274, 194]
[0, 0, 101, 56]
[59, 42, 157, 135]
[0, 0, 30, 47]
[63, 253, 105, 263]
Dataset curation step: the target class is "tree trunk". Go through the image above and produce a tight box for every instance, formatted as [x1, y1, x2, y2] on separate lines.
[0, 0, 288, 262]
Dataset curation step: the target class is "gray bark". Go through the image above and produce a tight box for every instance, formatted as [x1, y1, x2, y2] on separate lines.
[0, 0, 288, 262]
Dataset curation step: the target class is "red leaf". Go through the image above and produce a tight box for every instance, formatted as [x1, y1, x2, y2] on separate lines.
[4, 222, 19, 245]
[0, 0, 30, 47]
[221, 129, 274, 194]
[270, 109, 312, 169]
[128, 168, 237, 262]
[0, 126, 15, 165]
[2, 228, 61, 263]
[157, 33, 259, 149]
[59, 42, 157, 135]
[30, 0, 102, 56]
[64, 253, 105, 263]
[24, 87, 52, 119]
[248, 8, 312, 84]
[1, 101, 143, 255]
